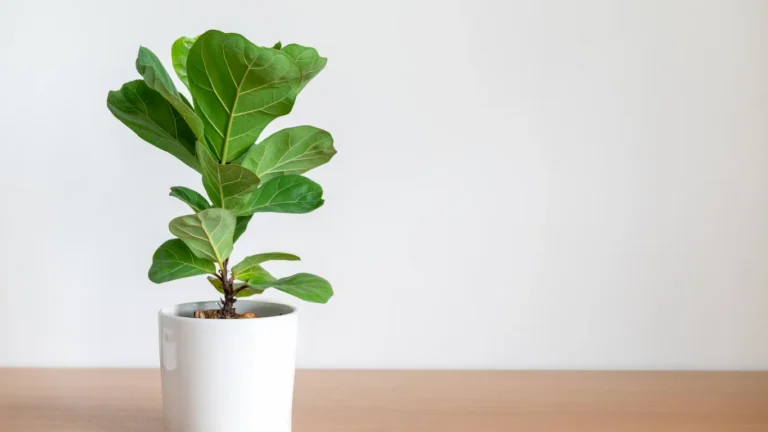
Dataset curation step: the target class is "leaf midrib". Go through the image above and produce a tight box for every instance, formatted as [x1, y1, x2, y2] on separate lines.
[221, 49, 262, 162]
[201, 216, 225, 266]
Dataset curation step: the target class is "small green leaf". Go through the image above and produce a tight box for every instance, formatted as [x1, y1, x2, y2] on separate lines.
[135, 47, 205, 143]
[232, 264, 274, 297]
[233, 215, 252, 242]
[187, 30, 303, 162]
[241, 126, 336, 182]
[232, 253, 301, 280]
[235, 262, 275, 283]
[169, 208, 235, 265]
[282, 43, 327, 102]
[263, 44, 327, 117]
[149, 239, 216, 283]
[272, 41, 282, 50]
[197, 142, 260, 214]
[171, 36, 197, 90]
[170, 186, 211, 212]
[249, 273, 333, 304]
[240, 175, 324, 215]
[107, 80, 199, 171]
[207, 276, 261, 297]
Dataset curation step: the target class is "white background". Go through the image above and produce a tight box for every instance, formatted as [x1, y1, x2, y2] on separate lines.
[1, 0, 767, 369]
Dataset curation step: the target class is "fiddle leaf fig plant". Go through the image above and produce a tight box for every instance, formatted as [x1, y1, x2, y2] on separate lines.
[107, 30, 336, 318]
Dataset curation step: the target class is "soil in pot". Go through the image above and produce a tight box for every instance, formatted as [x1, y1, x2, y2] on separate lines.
[193, 309, 258, 319]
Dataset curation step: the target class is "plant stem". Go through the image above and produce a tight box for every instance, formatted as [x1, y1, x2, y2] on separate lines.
[219, 259, 237, 318]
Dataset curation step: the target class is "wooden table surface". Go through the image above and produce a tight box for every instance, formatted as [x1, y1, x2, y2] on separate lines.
[0, 369, 766, 431]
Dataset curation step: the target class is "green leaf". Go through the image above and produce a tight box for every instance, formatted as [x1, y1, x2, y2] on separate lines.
[169, 208, 235, 265]
[197, 142, 260, 214]
[264, 44, 328, 119]
[236, 262, 275, 283]
[187, 30, 303, 162]
[249, 273, 333, 303]
[207, 276, 261, 297]
[240, 126, 336, 182]
[282, 44, 327, 102]
[233, 215, 252, 242]
[149, 239, 216, 283]
[232, 253, 301, 280]
[240, 175, 324, 215]
[218, 260, 275, 298]
[169, 186, 211, 212]
[135, 47, 205, 143]
[171, 36, 197, 89]
[272, 41, 282, 50]
[107, 80, 199, 171]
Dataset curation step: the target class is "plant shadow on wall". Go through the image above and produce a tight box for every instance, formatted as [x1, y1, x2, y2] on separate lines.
[107, 30, 336, 319]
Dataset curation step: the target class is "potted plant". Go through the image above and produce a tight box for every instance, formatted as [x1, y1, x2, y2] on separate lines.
[107, 30, 335, 432]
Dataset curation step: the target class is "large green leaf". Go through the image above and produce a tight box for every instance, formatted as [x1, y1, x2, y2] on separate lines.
[232, 252, 301, 280]
[169, 186, 211, 212]
[207, 276, 262, 297]
[187, 30, 303, 162]
[169, 208, 235, 265]
[240, 126, 336, 182]
[197, 142, 260, 214]
[171, 36, 197, 90]
[107, 80, 199, 171]
[249, 272, 333, 303]
[135, 47, 205, 143]
[233, 215, 252, 242]
[148, 239, 216, 283]
[240, 175, 324, 215]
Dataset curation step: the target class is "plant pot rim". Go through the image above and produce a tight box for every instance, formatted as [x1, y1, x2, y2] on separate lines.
[159, 300, 297, 323]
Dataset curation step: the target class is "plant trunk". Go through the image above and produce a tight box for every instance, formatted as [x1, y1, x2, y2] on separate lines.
[219, 259, 237, 318]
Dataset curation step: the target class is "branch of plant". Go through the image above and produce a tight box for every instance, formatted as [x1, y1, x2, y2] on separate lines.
[216, 259, 238, 318]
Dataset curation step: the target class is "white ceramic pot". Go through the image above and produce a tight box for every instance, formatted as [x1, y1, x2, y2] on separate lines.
[159, 300, 298, 432]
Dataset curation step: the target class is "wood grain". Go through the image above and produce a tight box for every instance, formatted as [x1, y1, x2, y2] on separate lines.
[0, 369, 766, 431]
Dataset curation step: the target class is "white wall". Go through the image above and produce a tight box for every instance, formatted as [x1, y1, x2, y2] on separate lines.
[1, 0, 767, 369]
